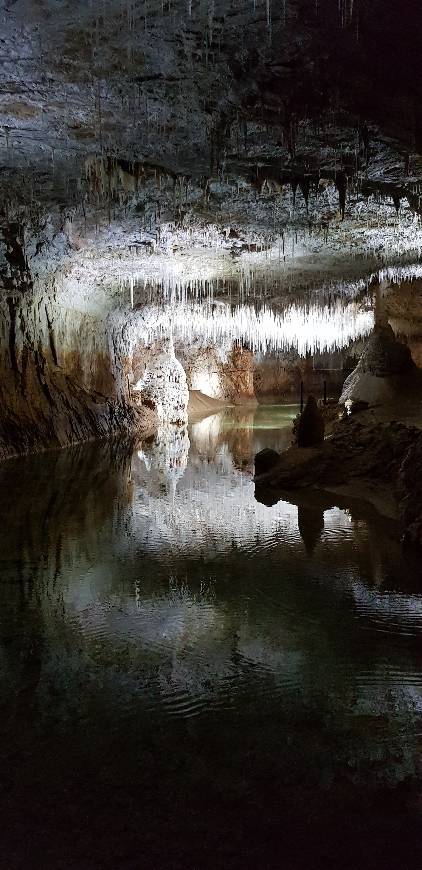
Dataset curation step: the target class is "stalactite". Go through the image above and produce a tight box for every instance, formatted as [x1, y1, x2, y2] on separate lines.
[133, 298, 374, 357]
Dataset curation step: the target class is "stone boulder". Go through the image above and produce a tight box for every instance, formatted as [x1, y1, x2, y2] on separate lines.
[340, 324, 415, 407]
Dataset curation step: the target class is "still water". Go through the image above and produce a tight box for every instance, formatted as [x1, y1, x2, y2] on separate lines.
[0, 405, 422, 869]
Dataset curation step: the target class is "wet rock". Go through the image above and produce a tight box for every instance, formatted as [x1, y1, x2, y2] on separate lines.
[295, 396, 325, 447]
[258, 416, 422, 548]
[254, 447, 280, 477]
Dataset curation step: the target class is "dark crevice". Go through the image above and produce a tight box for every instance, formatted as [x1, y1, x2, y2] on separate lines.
[6, 297, 18, 376]
[45, 306, 58, 366]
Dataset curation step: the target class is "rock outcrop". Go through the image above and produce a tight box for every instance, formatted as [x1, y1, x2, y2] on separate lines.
[340, 325, 415, 406]
[294, 396, 325, 448]
[0, 294, 157, 461]
[255, 417, 422, 548]
[254, 448, 280, 477]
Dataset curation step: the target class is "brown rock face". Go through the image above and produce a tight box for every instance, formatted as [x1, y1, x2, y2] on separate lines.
[253, 351, 346, 403]
[0, 295, 156, 461]
[253, 352, 302, 400]
[359, 324, 415, 376]
[223, 345, 256, 404]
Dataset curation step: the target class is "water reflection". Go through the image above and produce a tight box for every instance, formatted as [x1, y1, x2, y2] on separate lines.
[0, 411, 422, 869]
[138, 423, 190, 496]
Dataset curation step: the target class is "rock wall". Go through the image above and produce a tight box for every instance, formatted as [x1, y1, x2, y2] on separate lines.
[253, 351, 349, 403]
[384, 279, 422, 369]
[340, 324, 416, 407]
[224, 345, 256, 404]
[0, 292, 156, 461]
[183, 344, 256, 404]
[185, 348, 226, 400]
[134, 343, 189, 424]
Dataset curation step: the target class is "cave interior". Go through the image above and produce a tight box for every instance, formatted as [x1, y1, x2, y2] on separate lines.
[1, 1, 422, 868]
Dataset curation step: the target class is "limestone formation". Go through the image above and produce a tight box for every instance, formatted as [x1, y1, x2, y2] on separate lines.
[134, 342, 189, 425]
[295, 397, 325, 448]
[340, 325, 415, 407]
[0, 295, 157, 460]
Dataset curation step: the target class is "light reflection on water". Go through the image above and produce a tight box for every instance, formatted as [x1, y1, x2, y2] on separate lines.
[0, 406, 422, 868]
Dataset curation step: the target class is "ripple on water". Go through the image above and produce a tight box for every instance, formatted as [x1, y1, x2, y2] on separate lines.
[2, 407, 422, 750]
[351, 584, 422, 637]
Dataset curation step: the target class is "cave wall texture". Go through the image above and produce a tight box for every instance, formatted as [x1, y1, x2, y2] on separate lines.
[0, 224, 156, 459]
[1, 0, 422, 458]
[0, 290, 157, 460]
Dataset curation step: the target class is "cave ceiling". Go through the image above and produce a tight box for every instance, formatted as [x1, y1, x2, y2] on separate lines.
[0, 0, 422, 309]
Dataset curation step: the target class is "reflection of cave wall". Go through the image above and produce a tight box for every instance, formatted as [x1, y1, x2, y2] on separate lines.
[0, 439, 134, 580]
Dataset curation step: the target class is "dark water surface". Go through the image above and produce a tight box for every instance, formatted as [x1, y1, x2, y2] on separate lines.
[1, 406, 422, 869]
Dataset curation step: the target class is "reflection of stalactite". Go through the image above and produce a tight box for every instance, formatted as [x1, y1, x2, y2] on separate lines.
[335, 172, 347, 220]
[137, 424, 190, 496]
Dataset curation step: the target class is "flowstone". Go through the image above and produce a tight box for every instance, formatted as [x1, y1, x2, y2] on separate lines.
[134, 340, 189, 425]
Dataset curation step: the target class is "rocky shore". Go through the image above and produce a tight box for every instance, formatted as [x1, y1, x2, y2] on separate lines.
[255, 416, 422, 548]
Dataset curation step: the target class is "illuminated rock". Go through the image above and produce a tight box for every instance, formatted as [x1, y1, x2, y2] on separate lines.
[134, 340, 189, 425]
[340, 325, 415, 407]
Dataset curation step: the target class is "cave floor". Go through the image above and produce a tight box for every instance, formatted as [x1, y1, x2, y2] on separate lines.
[0, 406, 422, 870]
